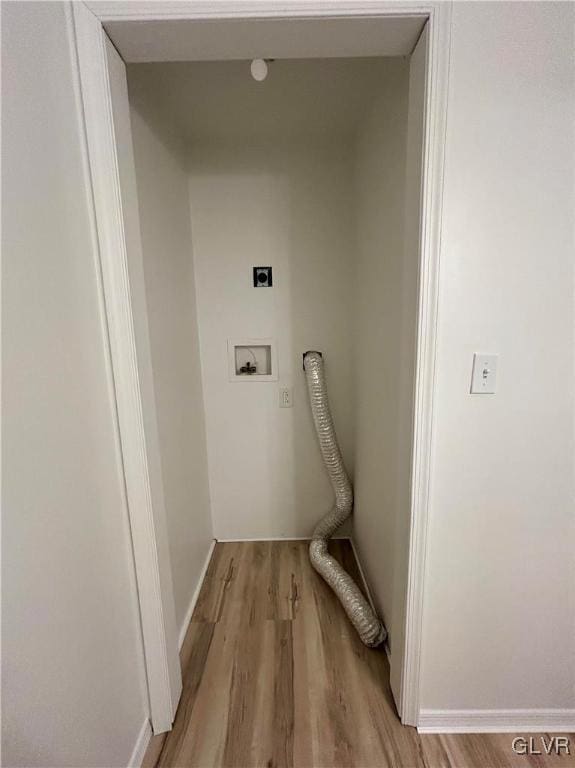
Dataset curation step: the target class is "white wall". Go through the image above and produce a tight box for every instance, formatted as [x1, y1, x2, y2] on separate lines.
[421, 1, 575, 712]
[128, 82, 213, 637]
[2, 3, 148, 765]
[351, 60, 410, 639]
[189, 141, 355, 539]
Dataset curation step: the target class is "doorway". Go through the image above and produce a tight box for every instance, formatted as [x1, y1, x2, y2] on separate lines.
[72, 0, 450, 736]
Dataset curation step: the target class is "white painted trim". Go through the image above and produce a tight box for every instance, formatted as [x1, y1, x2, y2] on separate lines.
[349, 537, 378, 615]
[384, 641, 391, 662]
[75, 0, 450, 731]
[417, 710, 575, 734]
[88, 1, 436, 23]
[178, 539, 217, 650]
[216, 536, 351, 542]
[399, 2, 451, 727]
[128, 719, 152, 768]
[71, 1, 181, 734]
[349, 538, 391, 662]
[66, 0, 152, 735]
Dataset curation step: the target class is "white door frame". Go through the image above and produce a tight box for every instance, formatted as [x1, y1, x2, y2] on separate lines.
[71, 0, 451, 732]
[71, 2, 183, 734]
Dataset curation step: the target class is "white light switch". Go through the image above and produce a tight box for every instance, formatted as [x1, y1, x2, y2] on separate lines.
[471, 354, 498, 394]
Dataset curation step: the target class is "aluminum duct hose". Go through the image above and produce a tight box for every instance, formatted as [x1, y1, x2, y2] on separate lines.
[303, 351, 386, 648]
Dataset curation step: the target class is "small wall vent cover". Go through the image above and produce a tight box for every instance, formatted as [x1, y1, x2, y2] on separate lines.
[228, 338, 278, 382]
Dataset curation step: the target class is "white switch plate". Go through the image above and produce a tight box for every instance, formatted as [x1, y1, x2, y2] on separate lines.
[279, 387, 293, 408]
[470, 354, 498, 394]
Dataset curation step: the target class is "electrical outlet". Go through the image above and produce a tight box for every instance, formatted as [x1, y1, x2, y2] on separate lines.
[279, 387, 293, 408]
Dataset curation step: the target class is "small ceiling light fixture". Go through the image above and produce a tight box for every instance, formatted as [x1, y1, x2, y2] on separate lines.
[250, 58, 269, 82]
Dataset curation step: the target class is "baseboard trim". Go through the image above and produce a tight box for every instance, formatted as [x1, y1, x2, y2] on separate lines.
[215, 536, 350, 542]
[178, 539, 217, 650]
[417, 709, 575, 734]
[384, 640, 391, 661]
[348, 537, 378, 614]
[128, 718, 152, 767]
[349, 537, 390, 661]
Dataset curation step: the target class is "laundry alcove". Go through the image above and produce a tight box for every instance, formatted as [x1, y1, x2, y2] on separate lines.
[79, 5, 433, 731]
[126, 50, 420, 643]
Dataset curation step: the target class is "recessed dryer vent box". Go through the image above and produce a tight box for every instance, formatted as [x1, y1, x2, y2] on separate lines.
[228, 338, 278, 382]
[253, 266, 272, 287]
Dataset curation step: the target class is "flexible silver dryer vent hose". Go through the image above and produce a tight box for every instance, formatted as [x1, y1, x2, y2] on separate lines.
[303, 351, 386, 648]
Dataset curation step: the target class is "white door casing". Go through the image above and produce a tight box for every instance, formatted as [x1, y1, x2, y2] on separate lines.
[72, 2, 182, 734]
[72, 0, 451, 731]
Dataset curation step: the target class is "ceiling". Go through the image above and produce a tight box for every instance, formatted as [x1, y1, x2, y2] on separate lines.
[127, 57, 407, 143]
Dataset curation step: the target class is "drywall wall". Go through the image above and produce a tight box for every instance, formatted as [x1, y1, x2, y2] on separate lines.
[2, 3, 148, 765]
[351, 59, 410, 640]
[126, 57, 414, 542]
[124, 58, 415, 145]
[189, 141, 355, 539]
[420, 1, 575, 713]
[128, 76, 214, 638]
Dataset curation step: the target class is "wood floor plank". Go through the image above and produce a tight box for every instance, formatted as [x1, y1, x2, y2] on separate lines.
[173, 610, 242, 766]
[267, 540, 303, 621]
[235, 539, 272, 625]
[292, 538, 364, 767]
[427, 733, 516, 768]
[142, 734, 167, 768]
[192, 542, 239, 623]
[247, 618, 277, 767]
[145, 540, 569, 768]
[222, 612, 271, 766]
[156, 622, 215, 767]
[272, 620, 295, 767]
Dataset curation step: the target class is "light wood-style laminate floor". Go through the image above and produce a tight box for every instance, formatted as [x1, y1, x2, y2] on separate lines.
[144, 541, 573, 767]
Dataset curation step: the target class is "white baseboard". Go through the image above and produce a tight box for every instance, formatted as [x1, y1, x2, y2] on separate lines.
[349, 537, 390, 660]
[215, 536, 350, 542]
[178, 539, 217, 650]
[128, 718, 152, 768]
[417, 709, 575, 734]
[383, 640, 391, 661]
[348, 537, 378, 614]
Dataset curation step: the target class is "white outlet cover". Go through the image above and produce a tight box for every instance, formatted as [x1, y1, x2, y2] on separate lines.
[279, 387, 293, 408]
[470, 353, 498, 394]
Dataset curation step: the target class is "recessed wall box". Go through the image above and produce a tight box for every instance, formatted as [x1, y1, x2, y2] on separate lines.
[228, 338, 278, 382]
[253, 266, 272, 287]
